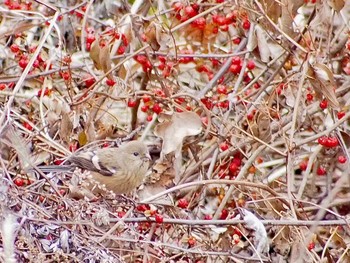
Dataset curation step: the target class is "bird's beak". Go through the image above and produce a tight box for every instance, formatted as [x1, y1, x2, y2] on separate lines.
[142, 153, 151, 162]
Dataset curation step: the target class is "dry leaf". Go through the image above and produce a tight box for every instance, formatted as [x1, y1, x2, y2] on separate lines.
[259, 0, 281, 23]
[60, 112, 73, 143]
[89, 41, 113, 79]
[99, 44, 113, 79]
[308, 61, 339, 109]
[154, 112, 202, 156]
[257, 113, 272, 143]
[0, 20, 39, 39]
[89, 40, 102, 70]
[1, 125, 31, 171]
[78, 131, 88, 146]
[143, 21, 161, 51]
[328, 0, 345, 12]
[255, 25, 271, 63]
[240, 208, 269, 253]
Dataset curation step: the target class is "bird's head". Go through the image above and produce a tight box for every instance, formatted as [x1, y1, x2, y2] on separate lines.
[120, 141, 151, 166]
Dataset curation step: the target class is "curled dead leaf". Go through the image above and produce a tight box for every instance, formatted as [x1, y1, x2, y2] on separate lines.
[308, 61, 339, 109]
[89, 41, 113, 79]
[144, 21, 171, 51]
[154, 112, 202, 156]
[259, 0, 281, 23]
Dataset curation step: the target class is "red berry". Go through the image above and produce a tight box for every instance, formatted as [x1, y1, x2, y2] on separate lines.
[127, 99, 137, 107]
[319, 99, 328, 109]
[188, 236, 196, 246]
[337, 111, 345, 119]
[325, 137, 339, 148]
[84, 75, 95, 87]
[10, 44, 20, 53]
[217, 85, 227, 94]
[242, 19, 251, 30]
[229, 162, 239, 175]
[69, 143, 78, 152]
[229, 64, 242, 74]
[141, 105, 149, 112]
[316, 166, 326, 176]
[233, 37, 241, 44]
[117, 45, 125, 54]
[308, 242, 315, 251]
[338, 155, 347, 164]
[142, 96, 151, 103]
[184, 6, 197, 17]
[0, 84, 6, 90]
[136, 204, 149, 212]
[232, 56, 242, 65]
[204, 214, 212, 220]
[146, 115, 153, 122]
[33, 59, 40, 68]
[220, 209, 228, 219]
[220, 142, 229, 151]
[306, 93, 313, 101]
[173, 2, 183, 12]
[152, 103, 162, 114]
[19, 58, 28, 69]
[14, 178, 24, 187]
[299, 161, 308, 171]
[106, 78, 116, 86]
[246, 60, 255, 70]
[192, 17, 206, 30]
[155, 214, 164, 223]
[61, 71, 71, 80]
[23, 121, 33, 131]
[86, 34, 96, 45]
[317, 136, 327, 146]
[135, 55, 148, 65]
[177, 198, 188, 209]
[253, 83, 261, 89]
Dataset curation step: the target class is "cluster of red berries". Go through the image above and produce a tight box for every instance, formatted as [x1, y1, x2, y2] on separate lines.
[13, 177, 31, 187]
[134, 55, 152, 72]
[127, 93, 164, 122]
[317, 136, 339, 148]
[172, 2, 250, 35]
[4, 0, 32, 10]
[215, 151, 243, 179]
[10, 43, 48, 72]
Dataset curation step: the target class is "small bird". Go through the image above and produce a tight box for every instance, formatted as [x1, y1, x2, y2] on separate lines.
[38, 141, 151, 195]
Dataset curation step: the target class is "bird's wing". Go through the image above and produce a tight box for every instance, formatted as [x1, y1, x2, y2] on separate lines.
[69, 148, 120, 176]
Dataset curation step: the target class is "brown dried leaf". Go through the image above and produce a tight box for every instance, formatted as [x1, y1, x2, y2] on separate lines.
[0, 20, 39, 38]
[154, 112, 202, 156]
[1, 125, 31, 171]
[60, 112, 73, 143]
[257, 113, 271, 143]
[259, 0, 281, 23]
[99, 44, 113, 79]
[255, 25, 271, 63]
[328, 0, 345, 12]
[308, 62, 339, 109]
[89, 41, 113, 79]
[78, 131, 88, 146]
[89, 40, 102, 70]
[144, 21, 160, 51]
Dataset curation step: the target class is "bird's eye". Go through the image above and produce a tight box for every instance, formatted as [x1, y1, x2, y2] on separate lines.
[133, 152, 139, 156]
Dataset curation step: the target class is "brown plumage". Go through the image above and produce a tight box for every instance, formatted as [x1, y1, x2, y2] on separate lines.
[68, 141, 151, 194]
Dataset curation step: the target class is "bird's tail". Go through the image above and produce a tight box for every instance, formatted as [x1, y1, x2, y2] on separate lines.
[32, 165, 75, 174]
